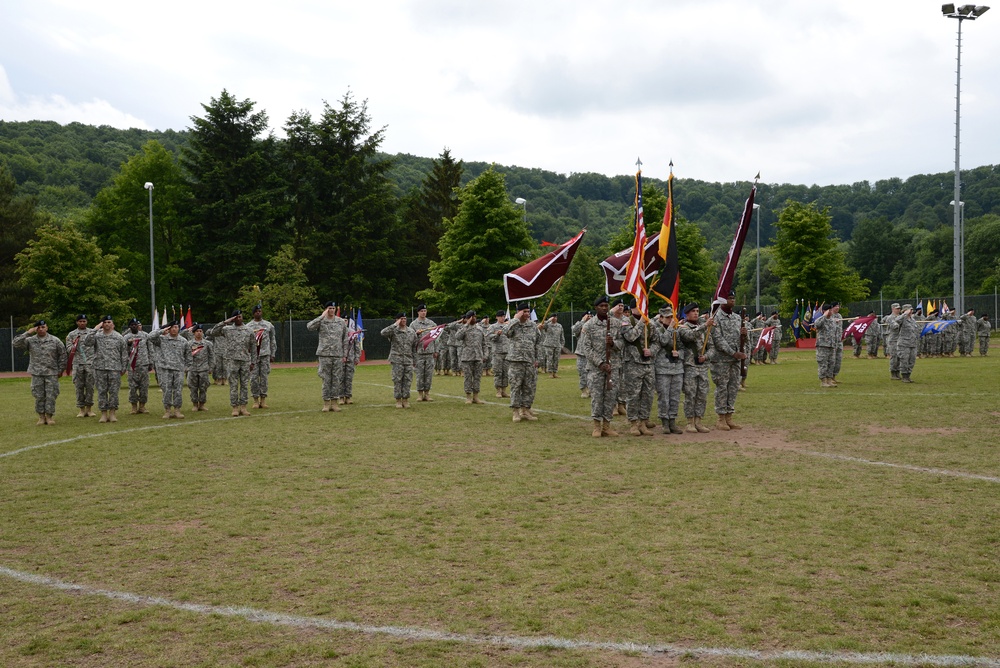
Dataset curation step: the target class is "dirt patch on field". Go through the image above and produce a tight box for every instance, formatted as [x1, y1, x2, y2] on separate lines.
[660, 424, 802, 453]
[865, 425, 967, 436]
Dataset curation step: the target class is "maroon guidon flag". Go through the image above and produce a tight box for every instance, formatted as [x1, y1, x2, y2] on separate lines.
[600, 232, 662, 297]
[713, 175, 758, 302]
[503, 229, 587, 302]
[843, 314, 877, 343]
[753, 326, 777, 353]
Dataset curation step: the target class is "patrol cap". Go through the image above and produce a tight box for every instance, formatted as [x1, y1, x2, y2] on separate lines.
[76, 314, 88, 321]
[35, 319, 47, 327]
[891, 302, 901, 309]
[593, 295, 609, 307]
[771, 311, 779, 317]
[464, 310, 476, 319]
[901, 304, 913, 311]
[658, 306, 673, 318]
[100, 314, 113, 322]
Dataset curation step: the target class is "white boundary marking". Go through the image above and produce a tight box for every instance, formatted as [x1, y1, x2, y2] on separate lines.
[1, 566, 998, 667]
[4, 392, 1000, 665]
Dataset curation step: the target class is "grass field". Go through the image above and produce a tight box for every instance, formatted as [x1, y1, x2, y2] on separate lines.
[1, 350, 998, 667]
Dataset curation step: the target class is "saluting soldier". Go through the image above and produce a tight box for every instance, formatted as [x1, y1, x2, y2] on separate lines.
[572, 312, 592, 397]
[814, 302, 844, 388]
[480, 315, 493, 376]
[676, 304, 713, 433]
[341, 330, 363, 405]
[187, 324, 213, 411]
[884, 303, 902, 379]
[381, 312, 417, 408]
[84, 315, 128, 423]
[582, 295, 624, 437]
[539, 315, 565, 378]
[306, 302, 350, 412]
[610, 298, 628, 417]
[487, 310, 510, 398]
[210, 310, 256, 417]
[708, 292, 747, 431]
[503, 302, 541, 423]
[977, 313, 991, 356]
[449, 310, 487, 404]
[14, 320, 67, 425]
[890, 304, 921, 383]
[124, 318, 153, 414]
[149, 320, 193, 418]
[409, 304, 438, 401]
[653, 306, 685, 435]
[247, 304, 277, 408]
[66, 314, 96, 418]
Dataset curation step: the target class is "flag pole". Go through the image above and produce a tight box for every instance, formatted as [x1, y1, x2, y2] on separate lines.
[537, 277, 565, 326]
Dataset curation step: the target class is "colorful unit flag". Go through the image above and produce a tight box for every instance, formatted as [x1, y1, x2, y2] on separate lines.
[754, 326, 777, 353]
[713, 177, 758, 302]
[503, 229, 587, 302]
[842, 314, 877, 343]
[652, 167, 680, 313]
[621, 166, 649, 316]
[420, 323, 447, 350]
[791, 302, 801, 339]
[921, 319, 958, 337]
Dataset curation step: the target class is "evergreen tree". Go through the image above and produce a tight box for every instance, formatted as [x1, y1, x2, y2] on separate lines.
[181, 90, 287, 311]
[773, 201, 869, 313]
[418, 168, 533, 313]
[237, 244, 318, 319]
[15, 224, 134, 334]
[84, 140, 193, 310]
[847, 216, 909, 294]
[0, 163, 44, 321]
[284, 92, 402, 312]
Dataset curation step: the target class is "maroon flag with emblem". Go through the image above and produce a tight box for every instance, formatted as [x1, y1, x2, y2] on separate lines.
[713, 177, 758, 302]
[753, 326, 776, 353]
[503, 229, 586, 302]
[600, 232, 662, 297]
[842, 314, 877, 343]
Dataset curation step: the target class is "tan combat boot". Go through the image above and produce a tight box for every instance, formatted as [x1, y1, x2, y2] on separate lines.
[496, 389, 504, 398]
[231, 406, 240, 417]
[629, 420, 642, 436]
[638, 421, 655, 436]
[77, 407, 86, 418]
[423, 392, 432, 402]
[520, 407, 538, 421]
[617, 403, 627, 416]
[601, 420, 619, 437]
[592, 420, 603, 437]
[512, 408, 522, 423]
[167, 409, 176, 419]
[695, 417, 711, 433]
[109, 409, 118, 423]
[685, 418, 698, 433]
[130, 403, 138, 415]
[472, 393, 484, 404]
[395, 399, 403, 409]
[725, 414, 742, 430]
[331, 400, 341, 412]
[138, 402, 147, 414]
[402, 399, 410, 408]
[44, 414, 55, 425]
[260, 397, 269, 408]
[830, 377, 839, 386]
[501, 388, 509, 398]
[36, 414, 46, 426]
[322, 399, 331, 412]
[715, 414, 730, 431]
[173, 408, 184, 419]
[465, 393, 473, 404]
[239, 405, 251, 416]
[86, 405, 96, 417]
[99, 410, 109, 423]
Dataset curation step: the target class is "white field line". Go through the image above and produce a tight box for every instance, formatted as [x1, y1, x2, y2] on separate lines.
[2, 566, 999, 667]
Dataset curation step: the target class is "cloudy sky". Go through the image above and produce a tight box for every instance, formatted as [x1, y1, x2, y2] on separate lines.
[1, 0, 997, 186]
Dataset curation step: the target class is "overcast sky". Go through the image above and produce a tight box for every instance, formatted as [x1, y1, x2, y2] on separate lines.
[1, 0, 997, 186]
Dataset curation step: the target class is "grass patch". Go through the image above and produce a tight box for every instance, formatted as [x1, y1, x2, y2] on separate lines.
[1, 352, 999, 666]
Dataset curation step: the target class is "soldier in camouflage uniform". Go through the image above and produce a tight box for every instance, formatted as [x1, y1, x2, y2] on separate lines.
[66, 314, 96, 418]
[814, 302, 844, 388]
[14, 320, 68, 425]
[539, 315, 565, 378]
[709, 293, 747, 430]
[504, 302, 541, 423]
[381, 312, 417, 408]
[124, 318, 153, 414]
[307, 302, 350, 412]
[487, 311, 510, 398]
[653, 306, 685, 434]
[582, 295, 624, 437]
[977, 314, 991, 356]
[480, 316, 493, 376]
[676, 304, 712, 433]
[210, 326, 227, 385]
[864, 311, 883, 358]
[610, 299, 629, 417]
[889, 304, 920, 383]
[247, 305, 277, 408]
[941, 311, 958, 356]
[884, 303, 902, 378]
[187, 324, 213, 411]
[210, 310, 256, 416]
[622, 302, 657, 436]
[957, 309, 977, 357]
[450, 310, 487, 404]
[341, 331, 363, 404]
[765, 311, 782, 364]
[409, 304, 438, 401]
[84, 315, 128, 423]
[572, 312, 592, 397]
[750, 312, 766, 364]
[436, 327, 451, 375]
[447, 324, 462, 376]
[149, 320, 193, 418]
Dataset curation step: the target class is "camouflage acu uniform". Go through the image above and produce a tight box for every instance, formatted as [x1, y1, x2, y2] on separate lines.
[341, 335, 362, 400]
[124, 329, 152, 405]
[813, 311, 844, 381]
[889, 312, 920, 379]
[148, 328, 192, 409]
[66, 326, 95, 409]
[654, 319, 685, 423]
[958, 312, 977, 356]
[410, 316, 438, 392]
[622, 315, 657, 424]
[188, 336, 213, 406]
[247, 318, 277, 400]
[709, 309, 744, 415]
[14, 329, 67, 418]
[381, 323, 417, 400]
[765, 315, 781, 363]
[582, 315, 624, 422]
[750, 315, 767, 364]
[941, 314, 958, 355]
[487, 321, 510, 391]
[504, 318, 540, 411]
[884, 312, 901, 375]
[977, 317, 991, 356]
[677, 320, 710, 420]
[539, 320, 565, 374]
[307, 313, 350, 401]
[209, 321, 256, 407]
[480, 319, 493, 374]
[572, 318, 590, 391]
[864, 316, 883, 357]
[451, 321, 486, 396]
[85, 327, 128, 411]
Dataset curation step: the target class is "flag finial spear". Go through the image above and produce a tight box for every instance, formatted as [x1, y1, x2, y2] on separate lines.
[636, 157, 642, 170]
[669, 159, 674, 176]
[754, 171, 761, 183]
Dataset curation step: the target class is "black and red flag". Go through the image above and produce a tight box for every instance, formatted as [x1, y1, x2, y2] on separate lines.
[652, 164, 680, 313]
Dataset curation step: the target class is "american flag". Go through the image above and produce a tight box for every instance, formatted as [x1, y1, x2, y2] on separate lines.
[621, 163, 648, 317]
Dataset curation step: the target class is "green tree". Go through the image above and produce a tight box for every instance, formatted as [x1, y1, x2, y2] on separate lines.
[15, 224, 134, 334]
[847, 216, 909, 294]
[674, 218, 718, 310]
[773, 201, 869, 313]
[964, 214, 1000, 291]
[735, 245, 780, 311]
[418, 167, 533, 313]
[0, 163, 44, 321]
[236, 244, 318, 319]
[84, 140, 192, 311]
[181, 90, 287, 311]
[553, 244, 605, 311]
[284, 92, 402, 312]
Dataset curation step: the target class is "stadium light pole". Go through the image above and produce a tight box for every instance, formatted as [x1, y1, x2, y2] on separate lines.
[752, 203, 761, 314]
[514, 197, 527, 225]
[951, 199, 965, 310]
[144, 182, 156, 326]
[942, 3, 989, 314]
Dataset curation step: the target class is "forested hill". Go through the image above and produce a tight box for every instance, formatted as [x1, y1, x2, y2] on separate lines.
[3, 119, 1000, 298]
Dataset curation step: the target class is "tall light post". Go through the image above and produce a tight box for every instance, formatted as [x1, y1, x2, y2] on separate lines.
[514, 197, 527, 224]
[752, 203, 761, 314]
[144, 182, 155, 326]
[951, 199, 965, 308]
[942, 3, 989, 314]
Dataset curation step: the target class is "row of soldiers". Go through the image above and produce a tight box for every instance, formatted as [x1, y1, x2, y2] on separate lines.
[432, 313, 566, 379]
[848, 308, 991, 359]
